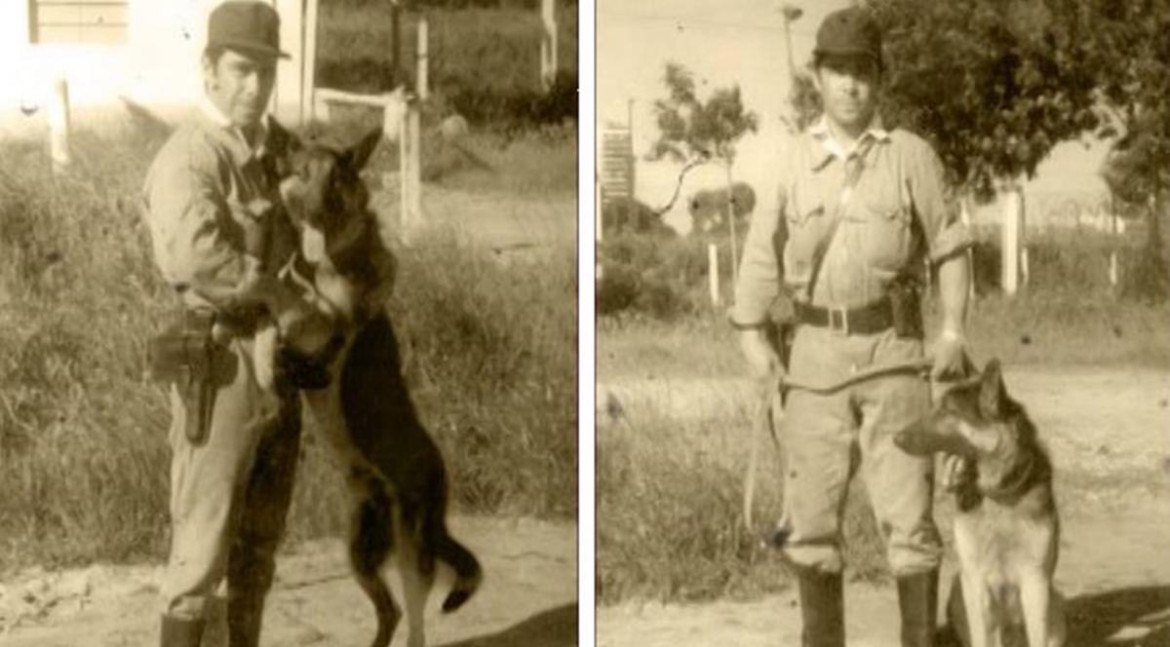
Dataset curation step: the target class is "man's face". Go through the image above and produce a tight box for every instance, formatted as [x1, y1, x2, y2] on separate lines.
[203, 48, 277, 129]
[814, 54, 879, 131]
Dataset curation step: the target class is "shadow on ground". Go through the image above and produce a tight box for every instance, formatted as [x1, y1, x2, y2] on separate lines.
[937, 584, 1170, 646]
[439, 604, 577, 647]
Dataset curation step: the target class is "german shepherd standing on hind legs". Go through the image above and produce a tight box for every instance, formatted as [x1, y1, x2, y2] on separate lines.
[273, 127, 483, 647]
[895, 359, 1065, 647]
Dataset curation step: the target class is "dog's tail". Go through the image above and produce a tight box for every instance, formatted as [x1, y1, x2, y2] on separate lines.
[438, 535, 482, 613]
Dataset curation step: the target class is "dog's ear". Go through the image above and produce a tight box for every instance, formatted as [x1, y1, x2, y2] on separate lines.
[978, 358, 1004, 418]
[343, 127, 384, 172]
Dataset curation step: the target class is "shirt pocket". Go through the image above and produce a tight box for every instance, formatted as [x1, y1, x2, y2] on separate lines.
[784, 196, 826, 281]
[852, 195, 912, 272]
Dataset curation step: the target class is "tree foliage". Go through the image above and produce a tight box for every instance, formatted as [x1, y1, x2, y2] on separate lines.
[865, 0, 1100, 199]
[650, 63, 759, 166]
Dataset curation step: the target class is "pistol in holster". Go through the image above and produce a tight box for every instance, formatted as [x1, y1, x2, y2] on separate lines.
[147, 311, 232, 444]
[887, 273, 925, 340]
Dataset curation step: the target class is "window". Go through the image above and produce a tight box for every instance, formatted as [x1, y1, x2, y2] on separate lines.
[29, 0, 129, 45]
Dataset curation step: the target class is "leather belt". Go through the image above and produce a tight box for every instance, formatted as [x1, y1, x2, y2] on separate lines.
[794, 297, 894, 336]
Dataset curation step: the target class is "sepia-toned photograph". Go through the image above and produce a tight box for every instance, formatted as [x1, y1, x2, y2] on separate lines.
[0, 1, 578, 645]
[596, 1, 1170, 645]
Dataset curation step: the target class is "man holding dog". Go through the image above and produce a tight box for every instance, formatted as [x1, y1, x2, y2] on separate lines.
[732, 7, 973, 647]
[142, 2, 335, 645]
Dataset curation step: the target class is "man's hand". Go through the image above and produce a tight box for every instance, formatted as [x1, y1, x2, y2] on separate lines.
[739, 328, 782, 381]
[930, 329, 968, 381]
[939, 453, 974, 492]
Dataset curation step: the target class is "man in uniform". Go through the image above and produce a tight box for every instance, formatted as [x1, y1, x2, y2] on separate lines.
[142, 2, 335, 645]
[732, 7, 973, 647]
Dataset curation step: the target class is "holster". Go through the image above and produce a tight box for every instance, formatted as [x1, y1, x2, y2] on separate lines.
[147, 310, 233, 444]
[887, 274, 925, 340]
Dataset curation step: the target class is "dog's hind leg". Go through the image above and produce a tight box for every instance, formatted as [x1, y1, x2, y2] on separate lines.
[395, 505, 436, 647]
[349, 481, 400, 647]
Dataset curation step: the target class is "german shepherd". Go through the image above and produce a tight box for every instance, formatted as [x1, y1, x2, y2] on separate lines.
[894, 359, 1065, 647]
[278, 128, 482, 647]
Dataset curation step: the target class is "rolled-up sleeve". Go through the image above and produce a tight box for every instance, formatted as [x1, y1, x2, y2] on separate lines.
[144, 135, 243, 289]
[732, 181, 786, 326]
[906, 139, 972, 262]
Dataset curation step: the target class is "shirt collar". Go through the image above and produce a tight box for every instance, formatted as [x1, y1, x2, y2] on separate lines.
[808, 115, 890, 170]
[198, 95, 271, 162]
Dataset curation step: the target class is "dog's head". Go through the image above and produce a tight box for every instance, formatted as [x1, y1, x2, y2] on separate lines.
[280, 128, 383, 268]
[279, 128, 395, 321]
[894, 358, 1015, 460]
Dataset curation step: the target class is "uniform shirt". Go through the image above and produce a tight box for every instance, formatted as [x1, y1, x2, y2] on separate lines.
[732, 118, 972, 326]
[143, 98, 297, 309]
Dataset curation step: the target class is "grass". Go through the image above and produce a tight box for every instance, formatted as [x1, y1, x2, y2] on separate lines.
[0, 117, 576, 573]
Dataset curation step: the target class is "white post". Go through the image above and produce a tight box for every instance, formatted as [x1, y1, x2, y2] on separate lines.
[417, 15, 429, 100]
[48, 78, 71, 175]
[540, 0, 557, 88]
[274, 0, 306, 125]
[1001, 187, 1022, 296]
[708, 243, 720, 306]
[302, 0, 320, 124]
[399, 97, 422, 237]
[1109, 197, 1120, 289]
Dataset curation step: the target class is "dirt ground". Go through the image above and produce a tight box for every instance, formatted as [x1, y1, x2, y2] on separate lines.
[0, 516, 577, 647]
[597, 366, 1170, 646]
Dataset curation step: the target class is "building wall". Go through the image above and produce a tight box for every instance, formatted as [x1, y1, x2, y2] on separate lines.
[0, 0, 308, 140]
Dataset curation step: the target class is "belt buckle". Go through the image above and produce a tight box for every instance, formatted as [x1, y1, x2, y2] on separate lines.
[829, 307, 849, 335]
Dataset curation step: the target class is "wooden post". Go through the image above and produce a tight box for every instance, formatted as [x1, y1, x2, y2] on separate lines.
[1001, 186, 1022, 296]
[1109, 195, 1120, 289]
[708, 243, 720, 306]
[390, 1, 401, 86]
[540, 0, 557, 88]
[302, 0, 320, 124]
[274, 0, 306, 125]
[417, 14, 429, 100]
[48, 78, 71, 175]
[399, 97, 422, 237]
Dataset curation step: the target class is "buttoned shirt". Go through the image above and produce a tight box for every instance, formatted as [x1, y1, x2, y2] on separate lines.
[732, 119, 972, 326]
[142, 100, 297, 309]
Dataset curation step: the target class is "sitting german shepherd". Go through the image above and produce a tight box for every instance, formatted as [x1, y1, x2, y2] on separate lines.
[277, 128, 482, 647]
[895, 359, 1065, 647]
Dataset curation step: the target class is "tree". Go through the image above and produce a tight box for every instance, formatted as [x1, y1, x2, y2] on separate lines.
[866, 0, 1100, 200]
[649, 62, 759, 280]
[1083, 1, 1170, 300]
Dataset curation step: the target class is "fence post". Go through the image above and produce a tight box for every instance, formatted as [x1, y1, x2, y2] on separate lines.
[708, 243, 720, 306]
[48, 77, 71, 175]
[302, 0, 320, 124]
[960, 198, 975, 300]
[417, 14, 429, 100]
[540, 0, 557, 88]
[398, 96, 422, 240]
[1001, 186, 1023, 296]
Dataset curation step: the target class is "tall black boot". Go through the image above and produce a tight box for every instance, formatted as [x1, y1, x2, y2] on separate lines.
[897, 569, 939, 647]
[160, 615, 205, 647]
[795, 566, 845, 647]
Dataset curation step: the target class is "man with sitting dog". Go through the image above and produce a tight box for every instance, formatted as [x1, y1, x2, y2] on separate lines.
[732, 6, 974, 647]
[141, 2, 337, 645]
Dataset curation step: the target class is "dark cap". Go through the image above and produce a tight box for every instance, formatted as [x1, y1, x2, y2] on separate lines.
[207, 1, 289, 60]
[813, 7, 881, 63]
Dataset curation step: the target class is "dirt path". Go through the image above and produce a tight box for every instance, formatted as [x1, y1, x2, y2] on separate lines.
[597, 366, 1170, 646]
[0, 516, 576, 647]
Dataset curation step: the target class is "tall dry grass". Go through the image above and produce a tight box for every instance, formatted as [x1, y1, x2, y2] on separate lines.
[0, 123, 576, 573]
